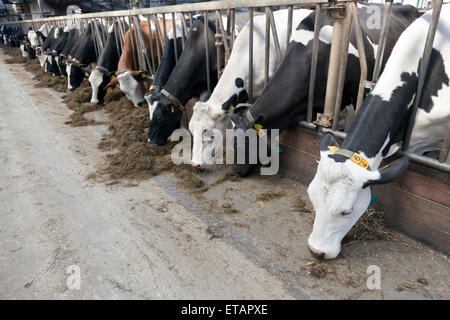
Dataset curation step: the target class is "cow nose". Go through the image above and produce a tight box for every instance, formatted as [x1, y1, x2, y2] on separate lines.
[191, 162, 204, 171]
[309, 246, 325, 261]
[91, 101, 99, 105]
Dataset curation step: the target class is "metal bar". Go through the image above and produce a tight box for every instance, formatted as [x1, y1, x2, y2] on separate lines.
[162, 14, 168, 46]
[231, 9, 236, 48]
[128, 17, 138, 70]
[248, 7, 254, 103]
[307, 4, 321, 123]
[267, 6, 282, 65]
[287, 5, 293, 49]
[351, 2, 368, 114]
[264, 8, 270, 87]
[5, 0, 344, 24]
[136, 15, 152, 72]
[216, 10, 231, 64]
[317, 6, 346, 128]
[403, 0, 443, 151]
[152, 14, 162, 66]
[372, 0, 393, 83]
[172, 12, 178, 64]
[180, 13, 187, 49]
[332, 4, 352, 130]
[216, 10, 222, 80]
[439, 122, 450, 163]
[204, 10, 211, 92]
[298, 120, 450, 173]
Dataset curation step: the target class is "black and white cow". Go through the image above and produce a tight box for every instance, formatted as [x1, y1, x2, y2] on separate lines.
[146, 17, 222, 146]
[189, 9, 312, 168]
[66, 23, 100, 91]
[142, 21, 185, 111]
[87, 23, 123, 105]
[48, 25, 71, 76]
[147, 14, 251, 146]
[307, 5, 450, 260]
[42, 26, 60, 72]
[57, 24, 80, 77]
[231, 4, 420, 177]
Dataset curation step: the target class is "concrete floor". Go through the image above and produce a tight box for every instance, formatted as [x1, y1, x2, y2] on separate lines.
[0, 50, 449, 299]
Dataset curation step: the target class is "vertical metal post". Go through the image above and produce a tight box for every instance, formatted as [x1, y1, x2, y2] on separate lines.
[248, 8, 254, 103]
[287, 5, 293, 48]
[143, 15, 155, 73]
[439, 122, 450, 163]
[332, 4, 352, 130]
[403, 0, 443, 151]
[172, 12, 178, 63]
[264, 7, 271, 87]
[372, 0, 393, 84]
[307, 4, 321, 123]
[204, 10, 211, 92]
[351, 2, 368, 114]
[316, 5, 347, 128]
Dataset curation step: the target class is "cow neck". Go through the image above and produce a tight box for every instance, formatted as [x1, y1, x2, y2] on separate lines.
[162, 20, 219, 106]
[152, 37, 182, 90]
[248, 41, 316, 132]
[97, 31, 119, 72]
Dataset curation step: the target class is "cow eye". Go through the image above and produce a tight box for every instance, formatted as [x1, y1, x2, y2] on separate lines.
[340, 208, 353, 216]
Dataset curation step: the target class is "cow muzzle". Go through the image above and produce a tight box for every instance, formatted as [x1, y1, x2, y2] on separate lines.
[308, 245, 326, 261]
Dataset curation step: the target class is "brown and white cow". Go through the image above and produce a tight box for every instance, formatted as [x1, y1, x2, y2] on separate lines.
[106, 17, 183, 106]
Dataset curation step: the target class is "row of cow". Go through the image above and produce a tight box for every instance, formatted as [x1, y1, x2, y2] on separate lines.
[1, 3, 449, 259]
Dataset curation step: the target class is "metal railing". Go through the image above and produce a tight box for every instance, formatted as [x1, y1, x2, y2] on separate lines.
[2, 0, 449, 173]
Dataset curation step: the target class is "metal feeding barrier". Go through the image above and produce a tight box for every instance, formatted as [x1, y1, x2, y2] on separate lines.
[2, 0, 449, 173]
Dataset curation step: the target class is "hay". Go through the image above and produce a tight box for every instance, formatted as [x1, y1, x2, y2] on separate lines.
[256, 191, 286, 202]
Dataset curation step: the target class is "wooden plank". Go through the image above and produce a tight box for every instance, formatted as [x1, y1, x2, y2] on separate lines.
[373, 184, 450, 254]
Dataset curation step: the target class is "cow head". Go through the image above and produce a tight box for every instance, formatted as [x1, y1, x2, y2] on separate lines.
[88, 67, 115, 105]
[147, 92, 183, 146]
[116, 70, 151, 106]
[67, 62, 86, 91]
[307, 133, 409, 259]
[190, 93, 233, 168]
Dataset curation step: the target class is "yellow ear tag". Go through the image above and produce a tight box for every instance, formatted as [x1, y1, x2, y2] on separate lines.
[328, 146, 340, 154]
[228, 105, 234, 112]
[85, 73, 89, 77]
[107, 87, 112, 93]
[111, 75, 116, 79]
[254, 124, 265, 137]
[141, 73, 147, 79]
[149, 85, 155, 91]
[171, 105, 175, 113]
[350, 153, 370, 169]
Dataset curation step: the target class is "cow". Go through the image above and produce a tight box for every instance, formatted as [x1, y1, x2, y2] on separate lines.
[42, 26, 60, 72]
[86, 23, 122, 105]
[230, 4, 420, 177]
[104, 17, 179, 106]
[307, 5, 450, 260]
[48, 25, 71, 76]
[56, 24, 80, 77]
[142, 22, 184, 113]
[66, 23, 102, 91]
[189, 9, 312, 168]
[26, 26, 47, 61]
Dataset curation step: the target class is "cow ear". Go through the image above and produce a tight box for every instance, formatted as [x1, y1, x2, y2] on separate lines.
[318, 132, 341, 153]
[139, 71, 149, 79]
[199, 90, 211, 102]
[363, 157, 409, 188]
[82, 68, 91, 78]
